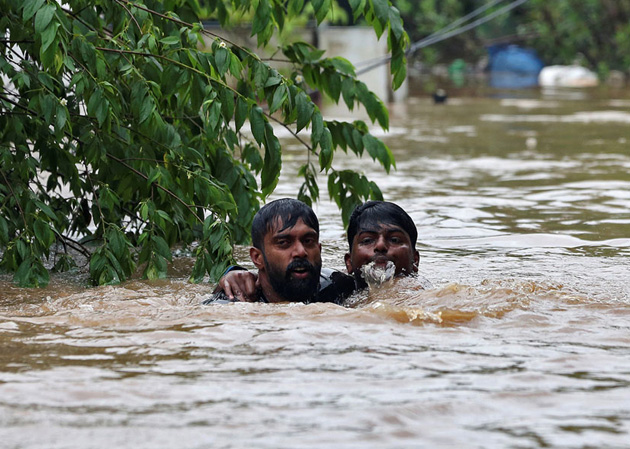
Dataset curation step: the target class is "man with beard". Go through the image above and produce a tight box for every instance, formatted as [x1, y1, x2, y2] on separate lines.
[203, 198, 355, 304]
[210, 200, 428, 303]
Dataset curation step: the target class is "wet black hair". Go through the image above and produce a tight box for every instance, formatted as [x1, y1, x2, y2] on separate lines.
[347, 201, 417, 249]
[251, 198, 319, 249]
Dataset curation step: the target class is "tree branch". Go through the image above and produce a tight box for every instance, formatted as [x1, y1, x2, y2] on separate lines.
[266, 112, 315, 155]
[113, 0, 142, 32]
[120, 0, 242, 49]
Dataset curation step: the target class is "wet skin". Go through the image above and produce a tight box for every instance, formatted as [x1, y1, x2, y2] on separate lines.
[250, 218, 322, 303]
[344, 223, 419, 289]
[220, 222, 420, 300]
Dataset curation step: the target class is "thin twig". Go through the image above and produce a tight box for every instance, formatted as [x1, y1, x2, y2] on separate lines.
[266, 113, 316, 155]
[57, 233, 91, 258]
[105, 153, 203, 223]
[120, 0, 242, 49]
[113, 0, 142, 32]
[0, 39, 35, 44]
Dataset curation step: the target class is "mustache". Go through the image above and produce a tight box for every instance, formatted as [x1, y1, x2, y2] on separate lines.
[286, 258, 317, 274]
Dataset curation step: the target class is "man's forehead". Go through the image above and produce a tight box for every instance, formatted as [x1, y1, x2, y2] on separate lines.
[359, 222, 404, 232]
[268, 217, 317, 236]
[357, 223, 408, 236]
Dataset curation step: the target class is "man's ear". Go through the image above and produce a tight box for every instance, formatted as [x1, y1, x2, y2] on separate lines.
[250, 247, 265, 271]
[344, 252, 353, 274]
[413, 250, 420, 273]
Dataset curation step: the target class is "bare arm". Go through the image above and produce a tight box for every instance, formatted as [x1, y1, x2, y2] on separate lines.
[214, 269, 259, 302]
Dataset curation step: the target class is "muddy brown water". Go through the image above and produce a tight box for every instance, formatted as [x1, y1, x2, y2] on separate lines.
[2, 88, 630, 448]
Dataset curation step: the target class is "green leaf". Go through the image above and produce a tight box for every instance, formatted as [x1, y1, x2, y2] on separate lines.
[229, 53, 243, 77]
[189, 256, 207, 283]
[160, 36, 180, 45]
[207, 101, 222, 131]
[264, 73, 282, 88]
[269, 84, 287, 113]
[220, 88, 235, 122]
[22, 0, 45, 21]
[331, 57, 356, 76]
[311, 110, 324, 146]
[87, 88, 109, 126]
[363, 133, 380, 159]
[40, 93, 56, 125]
[318, 127, 333, 170]
[392, 65, 406, 90]
[16, 259, 47, 288]
[288, 0, 305, 16]
[312, 0, 332, 24]
[370, 0, 389, 28]
[253, 61, 269, 87]
[40, 20, 59, 53]
[0, 216, 8, 244]
[107, 227, 125, 258]
[152, 235, 172, 261]
[53, 254, 76, 273]
[326, 72, 342, 102]
[388, 6, 404, 40]
[250, 106, 265, 145]
[243, 144, 263, 172]
[34, 4, 56, 33]
[34, 200, 57, 221]
[202, 216, 214, 238]
[252, 0, 271, 36]
[357, 83, 389, 129]
[156, 210, 173, 226]
[341, 78, 356, 110]
[261, 126, 281, 196]
[33, 219, 55, 249]
[215, 47, 230, 77]
[139, 97, 155, 125]
[295, 91, 314, 133]
[349, 0, 367, 20]
[362, 133, 393, 172]
[235, 97, 248, 132]
[55, 104, 68, 132]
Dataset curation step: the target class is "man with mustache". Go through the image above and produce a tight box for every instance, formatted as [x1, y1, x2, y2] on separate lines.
[204, 198, 355, 304]
[209, 200, 425, 303]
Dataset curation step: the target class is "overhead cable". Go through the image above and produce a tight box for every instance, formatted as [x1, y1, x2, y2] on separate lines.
[355, 0, 531, 76]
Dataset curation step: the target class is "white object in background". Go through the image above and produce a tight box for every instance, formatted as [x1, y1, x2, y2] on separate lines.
[538, 65, 599, 87]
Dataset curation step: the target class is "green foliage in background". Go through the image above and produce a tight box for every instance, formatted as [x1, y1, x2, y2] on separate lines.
[395, 0, 481, 65]
[0, 0, 408, 287]
[522, 0, 630, 76]
[395, 0, 630, 75]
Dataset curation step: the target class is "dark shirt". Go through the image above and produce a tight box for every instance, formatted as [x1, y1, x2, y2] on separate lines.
[202, 268, 356, 305]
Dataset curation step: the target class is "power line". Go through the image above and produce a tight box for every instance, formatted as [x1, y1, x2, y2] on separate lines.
[409, 0, 530, 53]
[407, 0, 508, 54]
[355, 0, 531, 76]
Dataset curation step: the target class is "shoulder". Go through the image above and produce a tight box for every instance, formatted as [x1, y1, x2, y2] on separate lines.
[202, 291, 234, 304]
[202, 290, 268, 304]
[315, 268, 357, 304]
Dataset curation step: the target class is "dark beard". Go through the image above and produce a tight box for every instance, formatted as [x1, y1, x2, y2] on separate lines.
[265, 258, 321, 302]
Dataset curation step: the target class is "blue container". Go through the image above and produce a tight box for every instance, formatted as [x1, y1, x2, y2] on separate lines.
[487, 45, 544, 88]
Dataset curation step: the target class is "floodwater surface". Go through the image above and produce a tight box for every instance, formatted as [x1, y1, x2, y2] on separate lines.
[1, 88, 630, 448]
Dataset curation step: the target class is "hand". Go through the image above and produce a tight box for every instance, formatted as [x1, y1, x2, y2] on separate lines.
[217, 270, 259, 302]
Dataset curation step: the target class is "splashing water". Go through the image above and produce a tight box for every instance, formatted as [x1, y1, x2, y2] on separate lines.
[360, 260, 396, 289]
